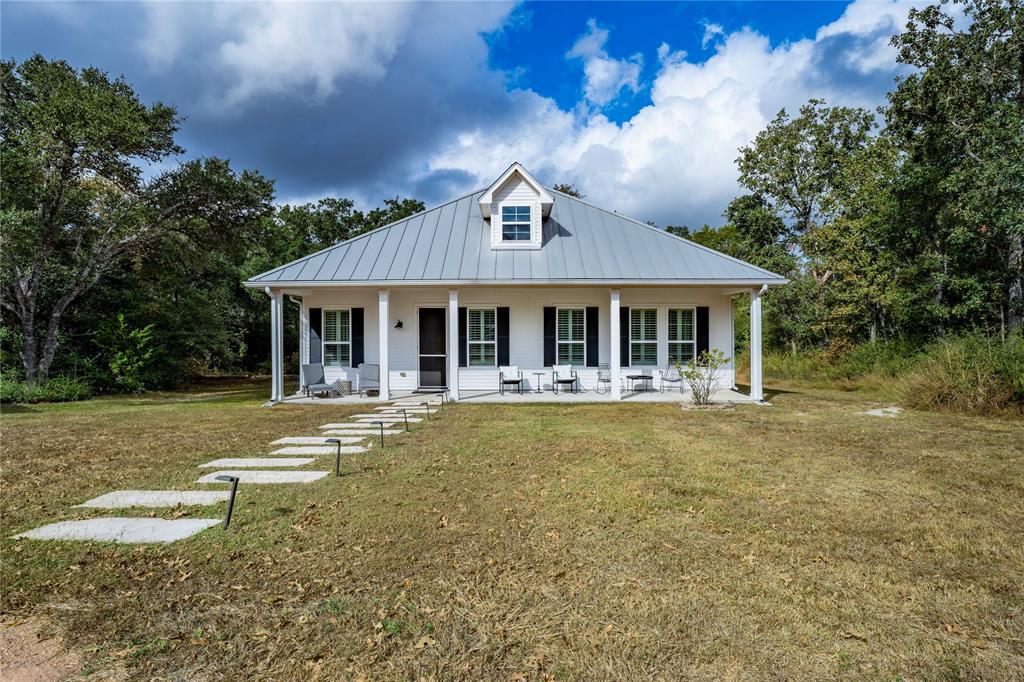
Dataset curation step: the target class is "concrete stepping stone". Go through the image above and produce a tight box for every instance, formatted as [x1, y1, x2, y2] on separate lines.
[75, 491, 230, 509]
[200, 457, 314, 468]
[197, 470, 329, 484]
[375, 407, 437, 413]
[270, 436, 365, 445]
[350, 414, 422, 421]
[320, 422, 396, 429]
[270, 445, 370, 455]
[322, 428, 401, 436]
[14, 518, 221, 544]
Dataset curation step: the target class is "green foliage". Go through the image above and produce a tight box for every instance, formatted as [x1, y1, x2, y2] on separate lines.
[677, 348, 730, 405]
[0, 375, 92, 403]
[95, 314, 156, 393]
[553, 183, 584, 198]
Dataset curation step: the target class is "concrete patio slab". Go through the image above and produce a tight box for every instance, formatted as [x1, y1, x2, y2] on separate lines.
[270, 436, 365, 445]
[197, 470, 330, 484]
[320, 422, 396, 429]
[14, 518, 221, 544]
[322, 428, 401, 436]
[199, 457, 314, 468]
[270, 445, 370, 455]
[74, 491, 230, 509]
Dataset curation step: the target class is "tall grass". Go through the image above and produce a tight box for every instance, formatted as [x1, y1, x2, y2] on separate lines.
[756, 333, 1023, 416]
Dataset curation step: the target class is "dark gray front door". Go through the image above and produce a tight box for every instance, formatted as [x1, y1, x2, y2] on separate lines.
[418, 308, 446, 388]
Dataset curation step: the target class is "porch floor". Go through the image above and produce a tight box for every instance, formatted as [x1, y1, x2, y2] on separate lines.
[279, 387, 755, 405]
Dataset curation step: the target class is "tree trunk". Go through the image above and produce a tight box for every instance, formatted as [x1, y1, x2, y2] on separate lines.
[21, 321, 39, 387]
[1009, 232, 1023, 332]
[869, 322, 877, 344]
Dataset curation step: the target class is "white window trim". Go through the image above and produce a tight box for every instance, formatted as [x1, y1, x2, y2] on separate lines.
[466, 307, 497, 368]
[500, 205, 532, 242]
[492, 199, 542, 250]
[630, 307, 658, 367]
[556, 307, 586, 366]
[668, 306, 697, 365]
[322, 307, 352, 369]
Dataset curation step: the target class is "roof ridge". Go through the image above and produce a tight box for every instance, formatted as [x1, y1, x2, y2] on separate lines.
[248, 188, 486, 283]
[545, 187, 786, 281]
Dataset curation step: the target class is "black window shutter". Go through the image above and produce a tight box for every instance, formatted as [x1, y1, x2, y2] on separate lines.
[458, 307, 468, 367]
[619, 306, 630, 367]
[696, 306, 710, 358]
[585, 306, 598, 367]
[543, 307, 556, 367]
[351, 308, 364, 367]
[309, 308, 322, 364]
[496, 307, 510, 366]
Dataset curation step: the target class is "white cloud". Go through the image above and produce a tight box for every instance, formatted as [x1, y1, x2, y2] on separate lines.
[701, 22, 724, 49]
[567, 18, 643, 107]
[424, 0, 920, 227]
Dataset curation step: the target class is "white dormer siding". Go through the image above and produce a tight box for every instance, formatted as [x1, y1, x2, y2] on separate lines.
[490, 176, 542, 249]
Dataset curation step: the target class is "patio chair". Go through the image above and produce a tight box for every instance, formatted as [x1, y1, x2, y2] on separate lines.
[659, 365, 684, 393]
[552, 365, 579, 394]
[302, 363, 337, 399]
[595, 363, 612, 394]
[499, 366, 523, 395]
[358, 363, 380, 397]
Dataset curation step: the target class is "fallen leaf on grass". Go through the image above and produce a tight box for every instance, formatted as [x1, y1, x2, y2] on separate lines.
[413, 635, 436, 650]
[841, 630, 868, 642]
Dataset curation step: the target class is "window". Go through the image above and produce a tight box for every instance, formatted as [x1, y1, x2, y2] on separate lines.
[556, 308, 585, 365]
[323, 309, 351, 367]
[501, 205, 531, 241]
[467, 308, 496, 367]
[630, 308, 657, 366]
[668, 308, 696, 364]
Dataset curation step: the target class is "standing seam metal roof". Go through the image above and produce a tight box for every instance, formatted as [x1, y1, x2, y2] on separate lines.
[247, 189, 787, 285]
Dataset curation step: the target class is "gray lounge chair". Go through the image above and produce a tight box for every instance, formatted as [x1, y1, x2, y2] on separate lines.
[302, 363, 337, 398]
[358, 363, 380, 396]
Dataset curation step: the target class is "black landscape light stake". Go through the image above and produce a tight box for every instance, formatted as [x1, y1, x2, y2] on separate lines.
[420, 402, 431, 420]
[214, 475, 240, 529]
[371, 421, 386, 449]
[400, 408, 410, 432]
[326, 438, 342, 476]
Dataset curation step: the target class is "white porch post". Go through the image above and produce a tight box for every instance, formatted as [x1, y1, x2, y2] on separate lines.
[609, 289, 621, 399]
[267, 288, 285, 403]
[448, 290, 459, 400]
[378, 289, 390, 401]
[750, 285, 766, 402]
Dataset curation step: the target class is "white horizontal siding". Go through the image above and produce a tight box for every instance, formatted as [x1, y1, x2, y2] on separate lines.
[299, 286, 736, 392]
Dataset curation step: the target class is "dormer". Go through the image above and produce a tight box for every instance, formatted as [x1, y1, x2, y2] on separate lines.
[479, 162, 554, 250]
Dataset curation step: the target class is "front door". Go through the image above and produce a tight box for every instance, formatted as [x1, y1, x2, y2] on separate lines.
[418, 308, 447, 388]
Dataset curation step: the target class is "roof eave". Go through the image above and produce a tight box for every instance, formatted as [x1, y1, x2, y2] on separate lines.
[244, 277, 788, 289]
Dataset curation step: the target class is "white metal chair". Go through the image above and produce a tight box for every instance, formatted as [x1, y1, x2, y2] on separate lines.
[659, 365, 684, 392]
[552, 365, 579, 394]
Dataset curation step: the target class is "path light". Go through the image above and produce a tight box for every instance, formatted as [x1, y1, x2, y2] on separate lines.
[370, 421, 386, 449]
[401, 409, 410, 432]
[326, 438, 342, 476]
[214, 475, 240, 529]
[421, 402, 430, 420]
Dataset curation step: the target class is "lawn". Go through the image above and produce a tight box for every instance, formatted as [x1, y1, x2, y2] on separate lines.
[2, 381, 1022, 680]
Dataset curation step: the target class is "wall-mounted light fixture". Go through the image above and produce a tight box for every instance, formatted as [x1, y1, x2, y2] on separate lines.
[394, 320, 404, 329]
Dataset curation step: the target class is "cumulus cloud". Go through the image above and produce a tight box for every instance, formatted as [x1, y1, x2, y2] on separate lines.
[701, 22, 724, 49]
[424, 0, 920, 227]
[567, 18, 644, 106]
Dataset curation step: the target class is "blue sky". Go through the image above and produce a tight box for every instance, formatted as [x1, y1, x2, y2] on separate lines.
[1, 1, 915, 227]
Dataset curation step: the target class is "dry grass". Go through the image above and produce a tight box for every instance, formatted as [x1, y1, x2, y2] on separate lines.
[2, 381, 1023, 680]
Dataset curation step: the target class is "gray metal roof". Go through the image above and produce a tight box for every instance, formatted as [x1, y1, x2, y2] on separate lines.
[247, 189, 787, 286]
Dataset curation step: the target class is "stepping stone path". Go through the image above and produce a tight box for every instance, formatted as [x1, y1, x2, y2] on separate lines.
[13, 393, 446, 544]
[200, 457, 315, 468]
[76, 490, 231, 509]
[197, 470, 329, 484]
[15, 518, 222, 544]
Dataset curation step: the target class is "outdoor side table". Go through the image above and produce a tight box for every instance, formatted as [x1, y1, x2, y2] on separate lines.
[532, 372, 544, 393]
[627, 374, 653, 392]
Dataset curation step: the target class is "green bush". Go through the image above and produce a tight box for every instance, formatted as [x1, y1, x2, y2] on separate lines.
[0, 375, 93, 404]
[903, 334, 1024, 416]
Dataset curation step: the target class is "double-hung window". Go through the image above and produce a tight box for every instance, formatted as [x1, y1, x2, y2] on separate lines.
[630, 308, 658, 366]
[323, 309, 351, 368]
[501, 205, 531, 241]
[556, 308, 585, 365]
[668, 308, 696, 364]
[467, 308, 496, 367]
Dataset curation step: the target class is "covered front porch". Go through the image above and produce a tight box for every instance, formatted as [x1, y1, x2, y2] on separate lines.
[262, 284, 766, 405]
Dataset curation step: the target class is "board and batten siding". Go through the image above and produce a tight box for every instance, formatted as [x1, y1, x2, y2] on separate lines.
[300, 286, 735, 393]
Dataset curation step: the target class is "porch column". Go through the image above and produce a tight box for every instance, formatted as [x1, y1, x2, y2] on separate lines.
[448, 290, 459, 400]
[378, 289, 390, 401]
[750, 285, 765, 402]
[268, 288, 285, 403]
[609, 289, 621, 399]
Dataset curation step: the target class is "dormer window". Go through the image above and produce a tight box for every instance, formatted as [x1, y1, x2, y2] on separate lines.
[501, 206, 532, 241]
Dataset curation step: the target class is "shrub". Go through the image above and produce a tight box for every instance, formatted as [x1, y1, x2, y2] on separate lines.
[678, 348, 730, 405]
[0, 375, 93, 404]
[903, 333, 1024, 416]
